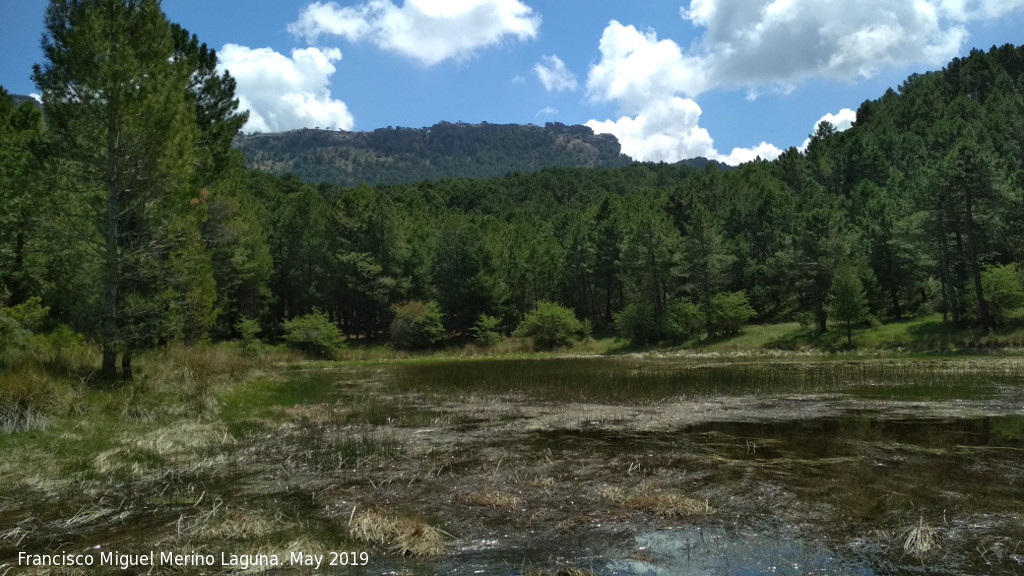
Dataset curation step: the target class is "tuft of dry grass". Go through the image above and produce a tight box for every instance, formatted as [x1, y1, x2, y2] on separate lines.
[597, 484, 714, 518]
[93, 421, 233, 478]
[349, 509, 447, 557]
[465, 489, 521, 509]
[0, 369, 84, 432]
[902, 517, 940, 557]
[197, 507, 277, 540]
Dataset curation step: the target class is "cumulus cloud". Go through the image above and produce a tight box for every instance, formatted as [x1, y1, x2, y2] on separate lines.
[800, 107, 858, 151]
[218, 44, 355, 133]
[584, 22, 776, 164]
[933, 0, 1024, 20]
[534, 55, 578, 92]
[586, 97, 713, 164]
[583, 0, 1022, 164]
[682, 0, 972, 90]
[288, 0, 540, 66]
[587, 21, 709, 105]
[586, 97, 782, 165]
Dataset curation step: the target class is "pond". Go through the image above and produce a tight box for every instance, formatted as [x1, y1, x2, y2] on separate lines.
[387, 357, 1024, 575]
[1, 356, 1023, 576]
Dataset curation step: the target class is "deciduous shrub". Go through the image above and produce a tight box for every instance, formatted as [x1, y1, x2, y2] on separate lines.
[614, 301, 659, 345]
[282, 309, 344, 359]
[708, 291, 756, 337]
[663, 297, 704, 341]
[390, 300, 446, 350]
[976, 264, 1024, 325]
[515, 301, 583, 350]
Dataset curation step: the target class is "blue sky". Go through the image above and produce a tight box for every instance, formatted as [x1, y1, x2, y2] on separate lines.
[3, 1, 1023, 164]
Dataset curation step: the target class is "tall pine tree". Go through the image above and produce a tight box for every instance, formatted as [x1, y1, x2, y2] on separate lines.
[34, 0, 201, 379]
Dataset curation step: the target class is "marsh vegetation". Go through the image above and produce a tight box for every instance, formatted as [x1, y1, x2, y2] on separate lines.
[2, 351, 1023, 575]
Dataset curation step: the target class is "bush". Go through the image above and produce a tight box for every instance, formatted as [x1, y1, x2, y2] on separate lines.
[471, 313, 503, 347]
[980, 264, 1024, 325]
[708, 291, 756, 337]
[515, 301, 583, 350]
[795, 311, 816, 331]
[282, 309, 345, 359]
[234, 317, 263, 357]
[0, 298, 48, 356]
[390, 300, 446, 350]
[614, 301, 659, 345]
[662, 297, 704, 341]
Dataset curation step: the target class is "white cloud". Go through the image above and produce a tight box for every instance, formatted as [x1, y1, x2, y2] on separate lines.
[583, 0, 1017, 164]
[800, 107, 857, 150]
[586, 98, 712, 163]
[718, 141, 785, 165]
[681, 0, 971, 91]
[586, 98, 785, 165]
[587, 21, 709, 106]
[536, 106, 558, 117]
[289, 0, 540, 66]
[534, 55, 578, 93]
[218, 44, 355, 133]
[584, 22, 776, 164]
[934, 0, 1024, 20]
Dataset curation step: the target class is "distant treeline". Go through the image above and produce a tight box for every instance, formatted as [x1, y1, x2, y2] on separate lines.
[2, 0, 1024, 377]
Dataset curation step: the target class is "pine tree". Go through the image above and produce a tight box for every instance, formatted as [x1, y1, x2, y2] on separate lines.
[34, 0, 199, 379]
[827, 263, 868, 346]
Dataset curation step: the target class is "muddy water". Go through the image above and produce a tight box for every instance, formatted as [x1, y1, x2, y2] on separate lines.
[388, 357, 1024, 575]
[2, 357, 1024, 575]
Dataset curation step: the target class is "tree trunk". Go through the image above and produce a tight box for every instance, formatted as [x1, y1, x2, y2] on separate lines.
[121, 349, 133, 381]
[937, 208, 959, 329]
[9, 231, 27, 305]
[964, 194, 992, 332]
[102, 106, 120, 381]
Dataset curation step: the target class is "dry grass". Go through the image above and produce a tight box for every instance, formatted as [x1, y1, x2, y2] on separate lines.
[93, 421, 233, 477]
[902, 517, 941, 557]
[523, 567, 597, 576]
[526, 475, 558, 488]
[197, 507, 277, 540]
[0, 369, 84, 432]
[465, 489, 521, 509]
[597, 484, 714, 518]
[349, 509, 447, 557]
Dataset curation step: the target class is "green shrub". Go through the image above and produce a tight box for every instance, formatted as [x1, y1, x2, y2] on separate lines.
[662, 297, 704, 341]
[0, 298, 47, 356]
[515, 301, 583, 350]
[282, 309, 345, 359]
[980, 264, 1024, 325]
[234, 317, 263, 357]
[614, 301, 659, 345]
[708, 291, 756, 337]
[390, 300, 446, 350]
[471, 313, 503, 347]
[795, 311, 816, 331]
[40, 324, 92, 375]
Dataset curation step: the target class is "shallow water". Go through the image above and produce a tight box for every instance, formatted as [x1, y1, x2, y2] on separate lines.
[3, 357, 1024, 575]
[392, 357, 1024, 575]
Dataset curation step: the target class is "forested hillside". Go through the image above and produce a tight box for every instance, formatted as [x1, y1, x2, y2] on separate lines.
[2, 0, 1024, 379]
[220, 43, 1024, 344]
[234, 121, 636, 186]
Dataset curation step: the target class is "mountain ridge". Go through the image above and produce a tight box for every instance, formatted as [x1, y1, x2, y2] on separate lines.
[233, 121, 731, 186]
